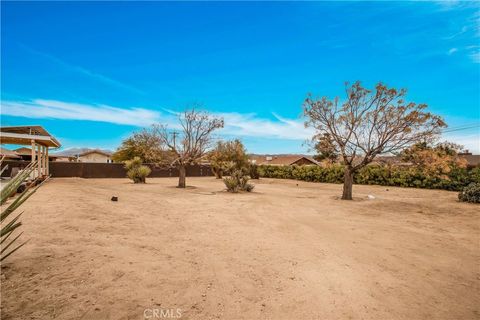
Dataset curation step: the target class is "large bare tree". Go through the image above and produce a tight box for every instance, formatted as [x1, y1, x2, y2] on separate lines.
[304, 81, 446, 200]
[157, 108, 224, 188]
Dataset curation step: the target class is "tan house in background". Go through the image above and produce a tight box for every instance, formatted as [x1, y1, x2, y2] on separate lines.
[0, 147, 21, 160]
[78, 149, 112, 163]
[249, 155, 319, 166]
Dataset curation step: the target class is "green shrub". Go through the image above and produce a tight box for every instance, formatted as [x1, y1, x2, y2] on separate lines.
[259, 164, 479, 191]
[223, 176, 239, 193]
[223, 169, 254, 193]
[125, 157, 151, 183]
[458, 183, 480, 203]
[248, 163, 260, 179]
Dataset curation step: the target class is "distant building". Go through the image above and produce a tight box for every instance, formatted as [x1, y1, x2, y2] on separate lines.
[54, 156, 76, 162]
[0, 147, 21, 160]
[13, 147, 59, 161]
[51, 148, 113, 162]
[459, 151, 480, 168]
[78, 149, 112, 163]
[250, 155, 318, 166]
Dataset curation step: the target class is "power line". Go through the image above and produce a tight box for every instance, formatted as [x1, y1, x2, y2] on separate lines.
[442, 124, 480, 133]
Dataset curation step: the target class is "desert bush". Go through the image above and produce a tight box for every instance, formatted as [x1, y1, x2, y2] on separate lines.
[223, 169, 254, 193]
[258, 165, 295, 179]
[125, 157, 151, 183]
[259, 164, 479, 191]
[223, 176, 239, 193]
[209, 139, 249, 179]
[458, 183, 480, 203]
[248, 163, 260, 179]
[211, 166, 223, 179]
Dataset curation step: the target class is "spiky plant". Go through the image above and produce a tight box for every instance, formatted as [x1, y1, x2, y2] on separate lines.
[1, 161, 46, 262]
[125, 157, 151, 183]
[223, 169, 254, 193]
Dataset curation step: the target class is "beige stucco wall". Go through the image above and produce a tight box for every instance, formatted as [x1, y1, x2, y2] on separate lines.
[78, 153, 111, 163]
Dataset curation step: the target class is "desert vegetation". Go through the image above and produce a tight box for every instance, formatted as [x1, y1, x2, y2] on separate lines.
[0, 160, 47, 261]
[125, 157, 151, 183]
[458, 182, 480, 203]
[208, 139, 255, 193]
[112, 127, 166, 163]
[209, 139, 249, 179]
[223, 169, 254, 193]
[259, 163, 479, 191]
[111, 107, 224, 188]
[156, 108, 224, 188]
[304, 81, 446, 200]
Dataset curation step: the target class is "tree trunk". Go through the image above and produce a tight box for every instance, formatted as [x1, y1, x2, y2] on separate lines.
[212, 167, 223, 179]
[341, 167, 354, 200]
[178, 165, 186, 188]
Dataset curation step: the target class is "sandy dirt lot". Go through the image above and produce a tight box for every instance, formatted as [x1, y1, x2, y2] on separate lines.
[1, 177, 478, 320]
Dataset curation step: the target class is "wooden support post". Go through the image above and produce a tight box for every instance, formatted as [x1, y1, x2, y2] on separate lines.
[46, 147, 49, 175]
[37, 144, 42, 177]
[31, 139, 36, 179]
[41, 146, 46, 176]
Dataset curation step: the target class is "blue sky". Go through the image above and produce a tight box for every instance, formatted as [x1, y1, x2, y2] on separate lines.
[1, 1, 479, 153]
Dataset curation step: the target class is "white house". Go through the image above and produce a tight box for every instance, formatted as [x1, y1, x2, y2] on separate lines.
[78, 149, 112, 163]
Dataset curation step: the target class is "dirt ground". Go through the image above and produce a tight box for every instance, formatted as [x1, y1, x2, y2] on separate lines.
[1, 177, 478, 320]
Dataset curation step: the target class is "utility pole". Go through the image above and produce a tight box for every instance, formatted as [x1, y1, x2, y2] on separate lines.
[171, 131, 179, 149]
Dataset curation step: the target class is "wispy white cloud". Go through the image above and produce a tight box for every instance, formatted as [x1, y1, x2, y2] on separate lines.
[20, 45, 145, 95]
[0, 99, 312, 140]
[447, 47, 458, 55]
[219, 112, 313, 140]
[443, 26, 468, 40]
[1, 99, 161, 127]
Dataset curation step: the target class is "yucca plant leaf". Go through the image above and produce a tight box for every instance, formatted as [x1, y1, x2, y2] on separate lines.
[2, 184, 36, 222]
[1, 171, 48, 223]
[1, 190, 32, 222]
[1, 232, 23, 255]
[0, 162, 36, 204]
[0, 160, 48, 261]
[0, 212, 23, 237]
[0, 240, 28, 262]
[0, 229, 15, 245]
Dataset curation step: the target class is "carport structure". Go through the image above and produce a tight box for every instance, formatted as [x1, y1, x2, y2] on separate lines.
[0, 126, 61, 179]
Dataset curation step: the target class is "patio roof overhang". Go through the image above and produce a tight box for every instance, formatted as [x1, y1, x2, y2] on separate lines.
[0, 126, 61, 148]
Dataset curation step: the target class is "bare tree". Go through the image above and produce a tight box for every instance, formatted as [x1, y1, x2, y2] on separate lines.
[304, 81, 446, 200]
[156, 108, 224, 188]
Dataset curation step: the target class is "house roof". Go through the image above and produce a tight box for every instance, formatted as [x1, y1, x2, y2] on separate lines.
[0, 125, 61, 147]
[13, 147, 33, 156]
[0, 147, 21, 159]
[250, 155, 318, 166]
[460, 154, 480, 167]
[79, 149, 112, 157]
[52, 148, 113, 158]
[12, 147, 58, 158]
